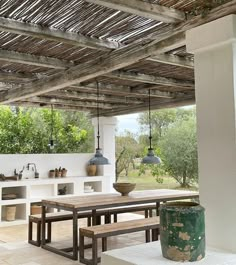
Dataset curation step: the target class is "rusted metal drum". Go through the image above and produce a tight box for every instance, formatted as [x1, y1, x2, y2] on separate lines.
[159, 201, 205, 262]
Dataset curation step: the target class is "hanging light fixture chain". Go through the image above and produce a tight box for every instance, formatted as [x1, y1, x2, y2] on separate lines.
[96, 80, 100, 150]
[51, 104, 54, 141]
[141, 89, 161, 164]
[148, 89, 152, 149]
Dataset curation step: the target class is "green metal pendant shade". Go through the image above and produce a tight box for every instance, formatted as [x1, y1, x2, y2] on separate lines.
[142, 148, 161, 164]
[89, 148, 109, 165]
[141, 89, 161, 165]
[89, 81, 109, 165]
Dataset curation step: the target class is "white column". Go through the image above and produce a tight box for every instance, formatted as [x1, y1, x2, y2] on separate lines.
[186, 15, 236, 252]
[92, 116, 117, 192]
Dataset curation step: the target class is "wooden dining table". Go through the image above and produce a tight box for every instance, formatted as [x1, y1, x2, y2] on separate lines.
[41, 189, 199, 260]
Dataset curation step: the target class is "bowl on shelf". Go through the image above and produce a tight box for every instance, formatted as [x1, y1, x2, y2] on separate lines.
[113, 182, 136, 196]
[2, 193, 17, 200]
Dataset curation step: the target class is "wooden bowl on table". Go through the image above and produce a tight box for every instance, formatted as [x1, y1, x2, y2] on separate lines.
[113, 182, 136, 196]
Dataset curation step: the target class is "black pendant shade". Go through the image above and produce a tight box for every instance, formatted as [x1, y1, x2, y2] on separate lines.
[141, 89, 161, 164]
[88, 81, 109, 165]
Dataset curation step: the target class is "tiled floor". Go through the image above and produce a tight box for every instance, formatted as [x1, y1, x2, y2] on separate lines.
[0, 213, 146, 265]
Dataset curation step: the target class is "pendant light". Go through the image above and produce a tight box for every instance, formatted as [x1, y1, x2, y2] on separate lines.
[141, 89, 161, 164]
[48, 104, 56, 150]
[88, 81, 109, 165]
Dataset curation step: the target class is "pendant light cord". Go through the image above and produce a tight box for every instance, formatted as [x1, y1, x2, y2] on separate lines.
[148, 89, 152, 149]
[50, 104, 54, 141]
[96, 81, 100, 150]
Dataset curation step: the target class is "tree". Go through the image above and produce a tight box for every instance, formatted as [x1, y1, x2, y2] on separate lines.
[0, 106, 94, 154]
[139, 108, 196, 141]
[160, 117, 198, 187]
[139, 109, 177, 141]
[115, 131, 141, 181]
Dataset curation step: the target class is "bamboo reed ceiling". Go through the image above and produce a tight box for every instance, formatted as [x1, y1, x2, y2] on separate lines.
[0, 0, 234, 116]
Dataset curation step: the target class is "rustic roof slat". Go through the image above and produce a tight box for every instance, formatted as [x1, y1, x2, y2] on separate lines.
[0, 0, 234, 115]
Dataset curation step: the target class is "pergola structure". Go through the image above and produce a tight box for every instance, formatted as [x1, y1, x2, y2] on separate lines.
[1, 0, 236, 258]
[0, 0, 235, 116]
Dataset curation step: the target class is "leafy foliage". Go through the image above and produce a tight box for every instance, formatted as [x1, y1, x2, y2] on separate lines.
[139, 109, 176, 141]
[136, 107, 198, 187]
[0, 106, 93, 154]
[115, 131, 141, 181]
[160, 116, 198, 188]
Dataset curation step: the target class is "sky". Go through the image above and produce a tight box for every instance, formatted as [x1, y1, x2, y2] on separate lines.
[115, 105, 195, 135]
[116, 113, 140, 135]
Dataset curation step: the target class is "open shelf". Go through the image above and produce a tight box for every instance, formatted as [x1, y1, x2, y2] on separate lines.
[1, 203, 26, 222]
[30, 184, 54, 198]
[2, 186, 27, 199]
[84, 181, 102, 193]
[0, 176, 107, 226]
[57, 183, 74, 196]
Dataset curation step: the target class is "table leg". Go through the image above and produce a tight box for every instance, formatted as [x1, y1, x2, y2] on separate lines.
[156, 202, 160, 216]
[41, 205, 46, 245]
[72, 209, 78, 260]
[92, 209, 97, 225]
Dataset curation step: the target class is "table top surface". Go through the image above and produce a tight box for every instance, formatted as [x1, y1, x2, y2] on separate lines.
[42, 189, 199, 211]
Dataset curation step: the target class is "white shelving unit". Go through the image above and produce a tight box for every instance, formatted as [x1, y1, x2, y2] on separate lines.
[0, 176, 107, 227]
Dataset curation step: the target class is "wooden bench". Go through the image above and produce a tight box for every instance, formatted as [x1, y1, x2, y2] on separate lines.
[28, 211, 93, 246]
[79, 217, 160, 265]
[28, 203, 157, 247]
[108, 203, 158, 223]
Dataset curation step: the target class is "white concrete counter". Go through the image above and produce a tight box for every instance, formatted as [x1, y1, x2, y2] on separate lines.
[101, 241, 236, 265]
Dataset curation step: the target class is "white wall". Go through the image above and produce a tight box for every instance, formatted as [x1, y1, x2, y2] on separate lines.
[0, 153, 93, 179]
[186, 15, 236, 252]
[92, 117, 117, 192]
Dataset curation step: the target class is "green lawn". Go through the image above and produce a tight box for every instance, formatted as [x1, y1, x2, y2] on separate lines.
[118, 170, 198, 191]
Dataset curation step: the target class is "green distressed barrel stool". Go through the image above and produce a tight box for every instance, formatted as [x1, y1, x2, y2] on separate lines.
[159, 201, 205, 262]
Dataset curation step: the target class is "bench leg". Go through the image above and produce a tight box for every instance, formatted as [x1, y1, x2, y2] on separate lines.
[28, 218, 33, 242]
[28, 220, 41, 247]
[79, 233, 85, 261]
[87, 216, 92, 226]
[92, 238, 98, 265]
[149, 209, 153, 217]
[145, 209, 148, 218]
[102, 237, 107, 252]
[156, 202, 160, 216]
[113, 213, 117, 223]
[46, 222, 52, 243]
[152, 228, 159, 241]
[145, 229, 150, 242]
[104, 213, 111, 224]
[92, 210, 101, 225]
[37, 222, 41, 245]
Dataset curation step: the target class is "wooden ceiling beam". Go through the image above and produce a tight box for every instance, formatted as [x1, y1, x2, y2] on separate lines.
[46, 90, 142, 104]
[0, 49, 74, 69]
[0, 71, 34, 82]
[72, 83, 176, 98]
[0, 17, 122, 51]
[85, 0, 185, 23]
[11, 101, 92, 112]
[147, 54, 194, 69]
[0, 2, 233, 104]
[96, 96, 195, 116]
[0, 47, 194, 71]
[106, 70, 194, 88]
[25, 96, 115, 109]
[0, 32, 186, 103]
